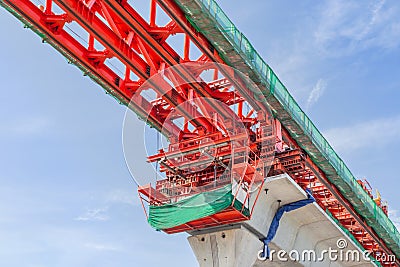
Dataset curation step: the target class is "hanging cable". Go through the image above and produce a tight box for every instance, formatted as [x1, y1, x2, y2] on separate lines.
[155, 129, 160, 183]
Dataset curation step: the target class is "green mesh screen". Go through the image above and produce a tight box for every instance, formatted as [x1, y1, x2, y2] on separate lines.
[148, 184, 249, 230]
[173, 0, 400, 257]
[326, 210, 383, 266]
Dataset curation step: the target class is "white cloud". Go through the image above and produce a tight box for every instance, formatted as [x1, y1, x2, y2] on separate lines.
[262, 1, 400, 103]
[75, 207, 109, 222]
[323, 115, 400, 153]
[388, 210, 400, 231]
[74, 190, 138, 222]
[0, 117, 49, 136]
[84, 242, 121, 252]
[106, 189, 138, 206]
[314, 0, 400, 55]
[306, 79, 327, 111]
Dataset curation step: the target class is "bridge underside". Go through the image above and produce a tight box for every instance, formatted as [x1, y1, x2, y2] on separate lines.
[188, 174, 374, 267]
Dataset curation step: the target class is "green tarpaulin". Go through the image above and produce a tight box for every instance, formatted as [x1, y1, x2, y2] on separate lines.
[148, 184, 249, 230]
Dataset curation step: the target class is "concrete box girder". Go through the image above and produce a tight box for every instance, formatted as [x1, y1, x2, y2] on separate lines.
[188, 174, 375, 267]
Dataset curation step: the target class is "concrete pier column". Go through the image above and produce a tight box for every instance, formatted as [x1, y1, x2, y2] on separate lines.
[188, 226, 261, 267]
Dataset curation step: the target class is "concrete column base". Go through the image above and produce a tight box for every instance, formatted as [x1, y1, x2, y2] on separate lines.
[188, 226, 261, 267]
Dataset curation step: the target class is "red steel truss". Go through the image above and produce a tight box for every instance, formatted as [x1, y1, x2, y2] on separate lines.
[0, 0, 397, 265]
[270, 126, 395, 265]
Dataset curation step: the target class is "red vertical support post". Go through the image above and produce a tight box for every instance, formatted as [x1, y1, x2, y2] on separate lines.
[275, 118, 283, 152]
[213, 69, 218, 80]
[88, 35, 94, 51]
[238, 101, 243, 118]
[183, 35, 190, 61]
[124, 67, 130, 82]
[150, 0, 157, 27]
[45, 0, 52, 14]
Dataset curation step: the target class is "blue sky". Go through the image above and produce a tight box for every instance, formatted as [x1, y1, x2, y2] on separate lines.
[0, 1, 399, 266]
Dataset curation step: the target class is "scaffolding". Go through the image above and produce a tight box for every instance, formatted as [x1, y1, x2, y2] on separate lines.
[173, 0, 400, 258]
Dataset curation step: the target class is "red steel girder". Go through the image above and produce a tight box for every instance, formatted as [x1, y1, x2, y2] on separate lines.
[0, 0, 182, 138]
[96, 0, 237, 120]
[157, 0, 268, 112]
[280, 128, 397, 265]
[52, 0, 217, 133]
[52, 0, 262, 139]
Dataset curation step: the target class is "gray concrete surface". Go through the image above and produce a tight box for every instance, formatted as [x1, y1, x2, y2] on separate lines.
[188, 174, 375, 267]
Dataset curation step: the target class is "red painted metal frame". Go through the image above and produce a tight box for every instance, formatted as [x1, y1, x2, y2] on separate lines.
[6, 0, 269, 230]
[1, 0, 397, 265]
[156, 1, 398, 265]
[270, 127, 398, 266]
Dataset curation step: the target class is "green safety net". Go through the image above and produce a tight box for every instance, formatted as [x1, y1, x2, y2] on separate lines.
[326, 209, 383, 266]
[173, 0, 400, 257]
[148, 184, 249, 230]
